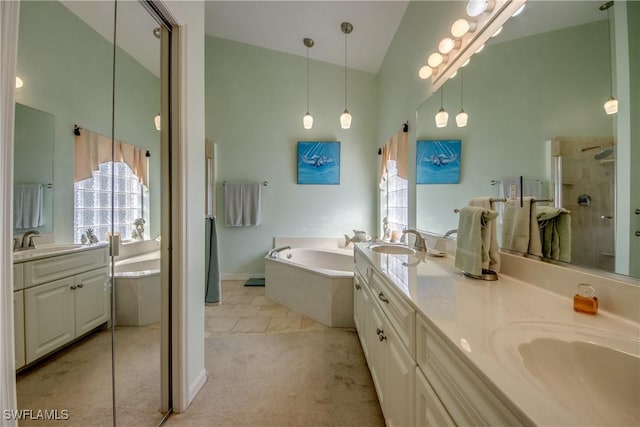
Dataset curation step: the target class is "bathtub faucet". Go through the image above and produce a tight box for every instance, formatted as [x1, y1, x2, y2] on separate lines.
[268, 246, 291, 259]
[402, 229, 427, 252]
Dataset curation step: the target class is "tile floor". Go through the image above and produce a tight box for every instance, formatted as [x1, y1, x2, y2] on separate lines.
[205, 280, 328, 337]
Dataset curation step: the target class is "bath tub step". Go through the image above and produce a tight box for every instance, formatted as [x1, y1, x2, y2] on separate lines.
[244, 278, 265, 287]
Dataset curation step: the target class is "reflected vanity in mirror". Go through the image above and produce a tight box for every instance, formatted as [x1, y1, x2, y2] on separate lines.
[415, 1, 639, 279]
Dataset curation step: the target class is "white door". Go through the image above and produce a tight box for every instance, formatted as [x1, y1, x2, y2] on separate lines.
[369, 301, 387, 412]
[25, 278, 75, 363]
[415, 367, 456, 427]
[14, 290, 25, 369]
[384, 324, 416, 427]
[74, 268, 110, 336]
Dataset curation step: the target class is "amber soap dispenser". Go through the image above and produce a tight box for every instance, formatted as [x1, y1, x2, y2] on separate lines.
[573, 284, 598, 315]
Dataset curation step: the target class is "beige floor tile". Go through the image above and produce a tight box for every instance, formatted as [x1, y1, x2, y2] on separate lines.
[222, 294, 255, 306]
[232, 316, 270, 333]
[205, 316, 239, 332]
[204, 304, 233, 317]
[227, 304, 261, 318]
[301, 316, 328, 331]
[244, 287, 266, 296]
[266, 316, 302, 333]
[286, 311, 303, 321]
[258, 304, 289, 318]
[250, 295, 276, 306]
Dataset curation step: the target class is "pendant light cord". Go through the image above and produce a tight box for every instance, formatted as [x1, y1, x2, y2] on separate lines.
[606, 7, 613, 96]
[306, 46, 310, 112]
[344, 31, 348, 110]
[440, 85, 444, 109]
[460, 68, 464, 109]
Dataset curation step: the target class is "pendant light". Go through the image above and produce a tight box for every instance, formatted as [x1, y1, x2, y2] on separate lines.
[601, 1, 618, 115]
[340, 22, 353, 129]
[303, 38, 314, 129]
[456, 69, 468, 127]
[154, 114, 161, 131]
[435, 86, 449, 128]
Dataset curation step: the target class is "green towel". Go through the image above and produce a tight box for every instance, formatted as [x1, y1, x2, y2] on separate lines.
[502, 197, 543, 257]
[455, 206, 498, 276]
[537, 206, 571, 262]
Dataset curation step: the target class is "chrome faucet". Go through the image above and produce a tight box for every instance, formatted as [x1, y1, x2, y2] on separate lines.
[444, 229, 458, 238]
[402, 229, 427, 252]
[268, 246, 291, 258]
[21, 230, 41, 250]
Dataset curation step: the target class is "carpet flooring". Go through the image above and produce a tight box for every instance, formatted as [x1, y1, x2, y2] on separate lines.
[165, 329, 384, 427]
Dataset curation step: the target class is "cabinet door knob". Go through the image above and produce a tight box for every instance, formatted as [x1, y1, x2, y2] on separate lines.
[378, 334, 387, 342]
[378, 292, 389, 303]
[635, 209, 640, 215]
[636, 231, 640, 237]
[355, 283, 361, 290]
[376, 328, 383, 335]
[70, 286, 77, 290]
[77, 284, 84, 289]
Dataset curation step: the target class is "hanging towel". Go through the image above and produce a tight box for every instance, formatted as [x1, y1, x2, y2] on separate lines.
[468, 197, 500, 272]
[243, 182, 262, 226]
[455, 206, 498, 276]
[224, 182, 244, 226]
[14, 184, 43, 228]
[537, 206, 571, 262]
[205, 217, 221, 303]
[501, 197, 543, 257]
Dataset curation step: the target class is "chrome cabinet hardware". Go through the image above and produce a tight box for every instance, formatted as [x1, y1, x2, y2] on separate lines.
[378, 333, 387, 342]
[378, 292, 389, 303]
[77, 284, 84, 288]
[355, 283, 361, 290]
[70, 285, 77, 290]
[601, 215, 613, 219]
[376, 328, 383, 335]
[635, 209, 640, 215]
[635, 231, 640, 237]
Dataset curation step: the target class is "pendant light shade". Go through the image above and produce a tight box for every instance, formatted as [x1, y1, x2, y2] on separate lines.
[340, 22, 353, 129]
[154, 114, 161, 131]
[601, 1, 618, 115]
[456, 68, 468, 127]
[303, 38, 314, 129]
[419, 65, 433, 80]
[435, 87, 449, 128]
[15, 76, 23, 88]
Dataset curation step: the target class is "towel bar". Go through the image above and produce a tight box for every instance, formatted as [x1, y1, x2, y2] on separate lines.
[453, 198, 507, 213]
[223, 181, 269, 186]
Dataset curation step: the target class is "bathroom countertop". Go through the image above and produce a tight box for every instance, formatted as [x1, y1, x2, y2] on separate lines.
[12, 243, 108, 263]
[355, 243, 640, 426]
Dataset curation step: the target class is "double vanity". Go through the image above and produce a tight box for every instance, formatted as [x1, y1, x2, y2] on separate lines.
[353, 242, 639, 426]
[13, 244, 110, 370]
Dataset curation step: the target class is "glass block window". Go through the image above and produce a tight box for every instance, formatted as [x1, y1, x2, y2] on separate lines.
[380, 159, 408, 236]
[74, 162, 145, 243]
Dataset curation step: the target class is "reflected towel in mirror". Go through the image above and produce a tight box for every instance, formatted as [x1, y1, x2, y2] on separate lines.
[14, 184, 44, 228]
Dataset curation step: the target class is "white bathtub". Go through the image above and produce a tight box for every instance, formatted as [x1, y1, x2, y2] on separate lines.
[264, 247, 355, 328]
[113, 251, 160, 326]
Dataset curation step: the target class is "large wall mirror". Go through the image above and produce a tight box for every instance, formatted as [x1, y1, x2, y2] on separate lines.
[14, 1, 168, 425]
[415, 1, 639, 279]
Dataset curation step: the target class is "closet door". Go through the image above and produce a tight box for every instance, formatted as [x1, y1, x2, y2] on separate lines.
[14, 1, 116, 425]
[112, 1, 170, 424]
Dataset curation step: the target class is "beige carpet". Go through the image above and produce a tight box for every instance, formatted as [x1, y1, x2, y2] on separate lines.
[166, 328, 384, 427]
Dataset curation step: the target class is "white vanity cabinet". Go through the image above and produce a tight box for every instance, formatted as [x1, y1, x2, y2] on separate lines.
[16, 246, 110, 366]
[354, 250, 416, 427]
[14, 290, 25, 370]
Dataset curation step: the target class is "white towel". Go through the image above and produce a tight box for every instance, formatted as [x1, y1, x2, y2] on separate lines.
[224, 181, 262, 227]
[243, 182, 262, 226]
[468, 197, 500, 272]
[14, 184, 44, 228]
[224, 182, 244, 227]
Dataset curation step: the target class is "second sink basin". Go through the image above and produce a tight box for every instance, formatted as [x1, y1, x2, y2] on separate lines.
[369, 244, 416, 255]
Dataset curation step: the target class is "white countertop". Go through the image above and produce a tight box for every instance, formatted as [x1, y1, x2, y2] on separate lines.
[355, 243, 640, 426]
[12, 243, 108, 263]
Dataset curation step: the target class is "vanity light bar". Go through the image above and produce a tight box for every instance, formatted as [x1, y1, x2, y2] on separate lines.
[426, 0, 527, 93]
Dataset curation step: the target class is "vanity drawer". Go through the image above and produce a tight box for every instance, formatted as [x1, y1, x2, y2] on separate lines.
[369, 267, 415, 357]
[13, 263, 24, 291]
[23, 248, 108, 288]
[416, 315, 525, 427]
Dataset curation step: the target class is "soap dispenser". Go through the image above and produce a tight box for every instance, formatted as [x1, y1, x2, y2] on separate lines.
[573, 284, 598, 315]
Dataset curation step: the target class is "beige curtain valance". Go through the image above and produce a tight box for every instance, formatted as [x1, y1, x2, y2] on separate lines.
[378, 126, 408, 186]
[74, 128, 148, 188]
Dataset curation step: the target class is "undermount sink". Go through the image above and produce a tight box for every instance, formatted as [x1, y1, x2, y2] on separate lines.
[369, 244, 416, 255]
[491, 321, 640, 426]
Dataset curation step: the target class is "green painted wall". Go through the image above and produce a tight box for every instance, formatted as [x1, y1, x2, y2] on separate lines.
[205, 36, 378, 276]
[15, 1, 160, 242]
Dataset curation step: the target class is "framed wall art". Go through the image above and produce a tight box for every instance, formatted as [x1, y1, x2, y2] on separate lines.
[416, 139, 461, 184]
[297, 141, 340, 185]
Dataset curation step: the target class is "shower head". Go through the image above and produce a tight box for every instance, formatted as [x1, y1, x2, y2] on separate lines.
[594, 147, 614, 160]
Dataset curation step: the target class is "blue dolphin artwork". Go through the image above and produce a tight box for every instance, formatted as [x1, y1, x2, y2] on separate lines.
[417, 140, 461, 184]
[297, 141, 340, 184]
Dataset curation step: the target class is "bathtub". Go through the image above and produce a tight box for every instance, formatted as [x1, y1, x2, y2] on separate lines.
[113, 251, 160, 327]
[264, 247, 355, 328]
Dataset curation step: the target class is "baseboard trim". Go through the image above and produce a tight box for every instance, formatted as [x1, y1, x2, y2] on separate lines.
[221, 273, 265, 281]
[187, 368, 208, 407]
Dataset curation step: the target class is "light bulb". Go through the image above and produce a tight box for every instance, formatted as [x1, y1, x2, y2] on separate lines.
[492, 26, 503, 37]
[428, 52, 445, 68]
[15, 76, 23, 88]
[340, 109, 352, 129]
[604, 97, 618, 115]
[451, 19, 476, 38]
[439, 38, 459, 55]
[462, 58, 471, 67]
[467, 0, 493, 17]
[475, 44, 485, 54]
[512, 3, 526, 17]
[154, 114, 161, 131]
[303, 112, 313, 129]
[418, 65, 433, 80]
[456, 110, 468, 127]
[435, 108, 449, 128]
[450, 71, 458, 79]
